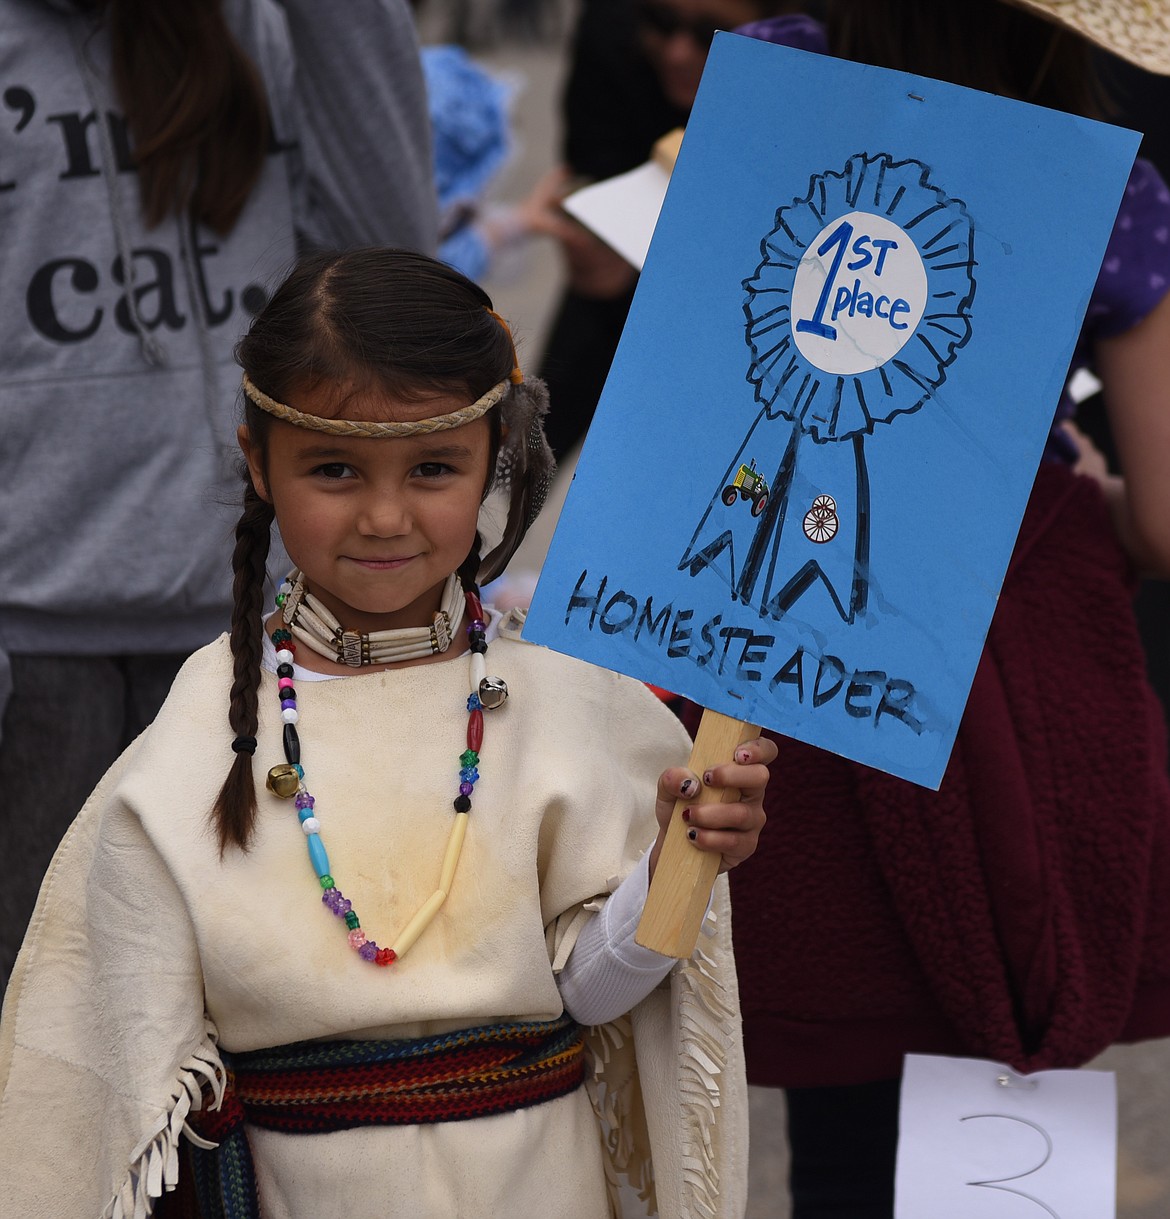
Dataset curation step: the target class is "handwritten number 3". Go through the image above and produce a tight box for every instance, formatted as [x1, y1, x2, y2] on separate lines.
[960, 1114, 1061, 1218]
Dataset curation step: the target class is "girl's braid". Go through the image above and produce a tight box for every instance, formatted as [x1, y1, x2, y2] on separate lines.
[457, 535, 484, 598]
[212, 479, 274, 853]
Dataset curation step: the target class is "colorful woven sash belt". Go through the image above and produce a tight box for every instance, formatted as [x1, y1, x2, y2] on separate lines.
[182, 1014, 584, 1218]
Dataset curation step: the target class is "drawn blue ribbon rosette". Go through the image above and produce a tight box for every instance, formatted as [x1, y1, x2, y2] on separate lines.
[680, 152, 976, 623]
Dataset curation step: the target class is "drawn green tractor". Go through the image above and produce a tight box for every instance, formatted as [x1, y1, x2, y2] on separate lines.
[721, 459, 770, 517]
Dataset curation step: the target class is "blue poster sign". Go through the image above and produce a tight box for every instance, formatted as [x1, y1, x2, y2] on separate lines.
[524, 34, 1139, 788]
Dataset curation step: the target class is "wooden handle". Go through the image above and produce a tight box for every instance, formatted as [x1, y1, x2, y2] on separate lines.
[635, 709, 760, 958]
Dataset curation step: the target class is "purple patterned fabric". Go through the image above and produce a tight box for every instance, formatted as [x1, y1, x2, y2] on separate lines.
[734, 13, 828, 56]
[1086, 161, 1170, 338]
[738, 15, 1170, 461]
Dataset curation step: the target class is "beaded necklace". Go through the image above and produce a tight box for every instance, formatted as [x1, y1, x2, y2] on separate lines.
[264, 582, 505, 967]
[279, 570, 465, 667]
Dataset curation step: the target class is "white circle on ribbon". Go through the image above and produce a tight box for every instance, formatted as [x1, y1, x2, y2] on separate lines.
[791, 210, 927, 376]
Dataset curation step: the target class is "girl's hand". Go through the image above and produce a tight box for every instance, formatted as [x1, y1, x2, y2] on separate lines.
[648, 737, 777, 880]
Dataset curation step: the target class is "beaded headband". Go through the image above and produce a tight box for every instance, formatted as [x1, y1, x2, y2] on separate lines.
[241, 374, 510, 437]
[242, 306, 526, 436]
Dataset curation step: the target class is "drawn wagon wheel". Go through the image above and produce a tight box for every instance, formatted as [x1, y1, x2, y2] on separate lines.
[803, 511, 838, 543]
[751, 491, 769, 517]
[803, 493, 840, 544]
[721, 485, 739, 507]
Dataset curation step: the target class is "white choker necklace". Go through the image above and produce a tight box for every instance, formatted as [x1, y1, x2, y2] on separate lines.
[277, 571, 465, 667]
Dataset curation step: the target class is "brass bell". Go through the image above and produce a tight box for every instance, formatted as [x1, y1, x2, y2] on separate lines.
[266, 763, 301, 799]
[478, 675, 508, 710]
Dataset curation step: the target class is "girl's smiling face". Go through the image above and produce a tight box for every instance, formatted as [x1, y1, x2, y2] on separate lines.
[240, 384, 492, 639]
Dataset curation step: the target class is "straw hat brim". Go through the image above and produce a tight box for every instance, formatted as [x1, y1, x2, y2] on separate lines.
[1004, 0, 1170, 75]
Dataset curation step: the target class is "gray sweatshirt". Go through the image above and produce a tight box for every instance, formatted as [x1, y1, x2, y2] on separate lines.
[0, 0, 437, 698]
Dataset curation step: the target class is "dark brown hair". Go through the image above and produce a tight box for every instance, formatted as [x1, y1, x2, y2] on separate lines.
[827, 0, 1111, 119]
[104, 0, 270, 234]
[213, 248, 514, 852]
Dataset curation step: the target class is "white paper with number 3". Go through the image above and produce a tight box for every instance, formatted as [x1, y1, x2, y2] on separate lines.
[895, 1054, 1117, 1218]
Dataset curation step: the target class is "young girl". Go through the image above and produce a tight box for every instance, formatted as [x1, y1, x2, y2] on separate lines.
[0, 249, 774, 1218]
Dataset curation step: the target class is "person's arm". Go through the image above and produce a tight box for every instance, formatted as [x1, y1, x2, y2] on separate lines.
[557, 853, 676, 1026]
[521, 166, 640, 299]
[558, 736, 773, 1026]
[1095, 288, 1170, 576]
[277, 0, 439, 254]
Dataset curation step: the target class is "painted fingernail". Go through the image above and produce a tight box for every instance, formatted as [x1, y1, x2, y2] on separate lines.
[687, 828, 698, 842]
[680, 778, 698, 797]
[735, 748, 751, 764]
[703, 770, 714, 786]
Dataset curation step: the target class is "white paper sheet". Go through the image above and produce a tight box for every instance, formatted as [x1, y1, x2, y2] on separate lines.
[896, 1054, 1117, 1218]
[561, 161, 671, 271]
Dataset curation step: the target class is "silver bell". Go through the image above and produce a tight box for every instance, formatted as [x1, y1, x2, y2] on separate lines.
[478, 675, 509, 710]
